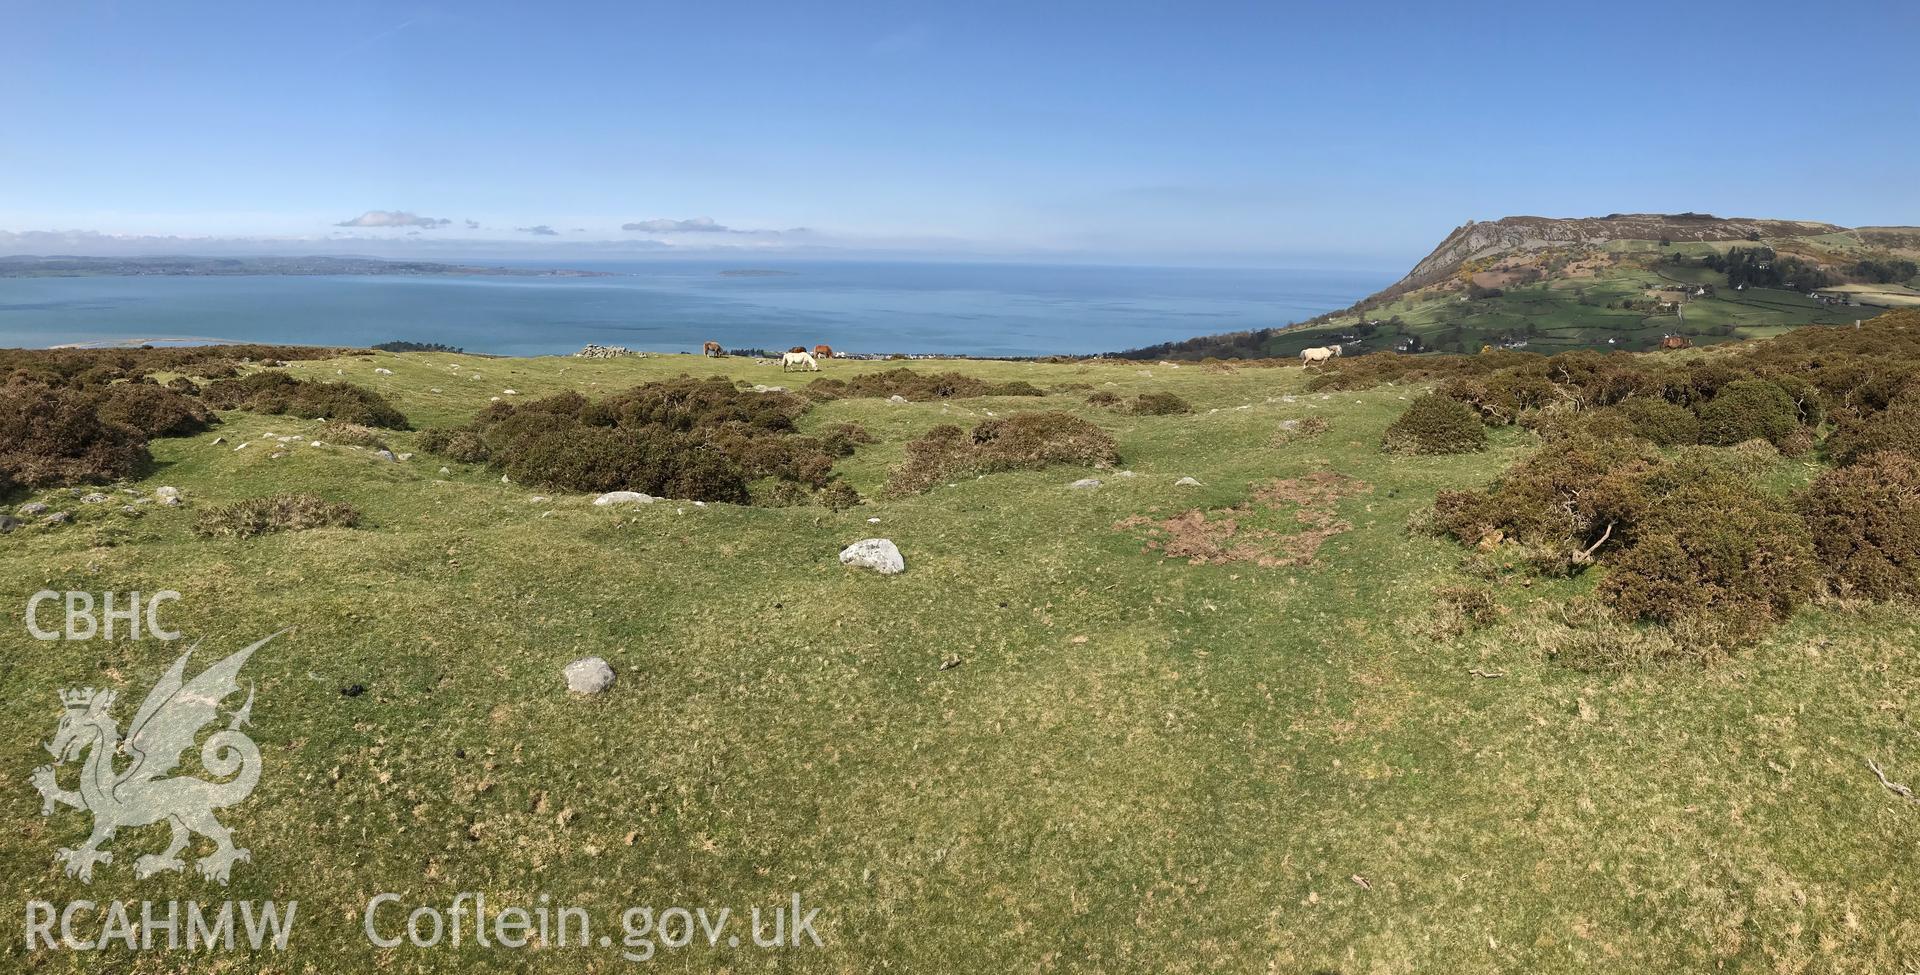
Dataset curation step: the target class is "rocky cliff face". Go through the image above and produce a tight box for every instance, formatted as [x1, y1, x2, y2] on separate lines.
[1387, 213, 1846, 293]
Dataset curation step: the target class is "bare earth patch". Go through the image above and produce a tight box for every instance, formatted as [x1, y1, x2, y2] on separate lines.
[1118, 471, 1371, 567]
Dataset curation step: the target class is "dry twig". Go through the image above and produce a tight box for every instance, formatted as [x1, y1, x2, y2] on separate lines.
[1867, 757, 1916, 800]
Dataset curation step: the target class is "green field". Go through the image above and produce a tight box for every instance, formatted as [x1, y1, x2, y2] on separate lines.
[5, 350, 1920, 972]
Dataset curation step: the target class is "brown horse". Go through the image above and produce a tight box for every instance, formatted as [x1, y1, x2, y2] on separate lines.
[702, 341, 723, 357]
[813, 344, 833, 360]
[788, 346, 807, 355]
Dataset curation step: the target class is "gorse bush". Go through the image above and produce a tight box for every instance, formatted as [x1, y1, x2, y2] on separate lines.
[1432, 435, 1660, 567]
[1439, 368, 1558, 425]
[1382, 394, 1487, 455]
[416, 427, 490, 463]
[0, 345, 344, 387]
[1798, 451, 1920, 601]
[984, 380, 1047, 397]
[502, 425, 748, 501]
[0, 384, 150, 493]
[1614, 397, 1700, 446]
[200, 372, 410, 429]
[886, 411, 1119, 497]
[195, 494, 360, 537]
[1353, 309, 1920, 651]
[421, 377, 861, 505]
[91, 382, 215, 438]
[1600, 478, 1816, 641]
[319, 421, 386, 449]
[1825, 389, 1920, 466]
[1434, 435, 1818, 645]
[1696, 379, 1800, 448]
[1120, 392, 1193, 415]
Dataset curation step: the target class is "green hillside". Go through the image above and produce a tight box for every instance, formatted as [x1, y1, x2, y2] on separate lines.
[9, 321, 1920, 970]
[1127, 214, 1920, 359]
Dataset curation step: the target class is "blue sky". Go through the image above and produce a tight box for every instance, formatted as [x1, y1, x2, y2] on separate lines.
[2, 0, 1916, 267]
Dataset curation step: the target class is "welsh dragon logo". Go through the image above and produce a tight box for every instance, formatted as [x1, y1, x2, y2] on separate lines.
[30, 633, 276, 884]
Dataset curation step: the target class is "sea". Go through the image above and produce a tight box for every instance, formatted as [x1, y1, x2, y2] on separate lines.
[0, 259, 1391, 357]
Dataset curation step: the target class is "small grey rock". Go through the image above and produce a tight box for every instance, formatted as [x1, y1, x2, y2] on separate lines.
[160, 496, 182, 507]
[153, 486, 180, 500]
[81, 492, 110, 504]
[119, 505, 143, 518]
[375, 449, 397, 462]
[563, 657, 615, 695]
[1068, 478, 1102, 490]
[839, 538, 905, 574]
[888, 394, 909, 404]
[0, 515, 16, 534]
[1175, 476, 1202, 486]
[42, 511, 72, 525]
[1280, 419, 1301, 432]
[17, 501, 48, 516]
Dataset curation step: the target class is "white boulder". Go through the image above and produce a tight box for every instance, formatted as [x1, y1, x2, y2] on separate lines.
[593, 491, 656, 506]
[839, 538, 905, 575]
[563, 657, 615, 694]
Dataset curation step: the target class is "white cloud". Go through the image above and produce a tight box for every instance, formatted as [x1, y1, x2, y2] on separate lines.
[622, 217, 729, 233]
[335, 210, 452, 229]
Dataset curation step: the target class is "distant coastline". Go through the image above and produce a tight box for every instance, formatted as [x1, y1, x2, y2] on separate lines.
[0, 255, 614, 278]
[0, 259, 1382, 357]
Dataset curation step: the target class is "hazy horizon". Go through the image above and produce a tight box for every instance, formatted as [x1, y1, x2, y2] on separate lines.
[5, 1, 1916, 268]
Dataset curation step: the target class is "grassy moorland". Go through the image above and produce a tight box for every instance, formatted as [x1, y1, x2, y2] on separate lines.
[5, 339, 1920, 973]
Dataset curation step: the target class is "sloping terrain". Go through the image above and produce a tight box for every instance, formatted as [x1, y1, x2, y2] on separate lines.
[5, 333, 1920, 971]
[1127, 213, 1920, 359]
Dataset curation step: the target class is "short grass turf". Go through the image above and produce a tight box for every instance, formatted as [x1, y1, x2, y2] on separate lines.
[3, 350, 1919, 973]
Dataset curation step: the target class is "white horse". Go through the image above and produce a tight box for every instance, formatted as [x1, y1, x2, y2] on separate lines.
[1300, 344, 1343, 367]
[781, 351, 820, 372]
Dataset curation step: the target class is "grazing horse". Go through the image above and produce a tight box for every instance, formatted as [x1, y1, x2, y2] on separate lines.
[789, 346, 807, 355]
[1299, 344, 1343, 367]
[782, 351, 820, 372]
[813, 344, 833, 360]
[702, 341, 723, 357]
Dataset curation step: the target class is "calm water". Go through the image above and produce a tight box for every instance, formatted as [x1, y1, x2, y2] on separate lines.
[0, 260, 1389, 357]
